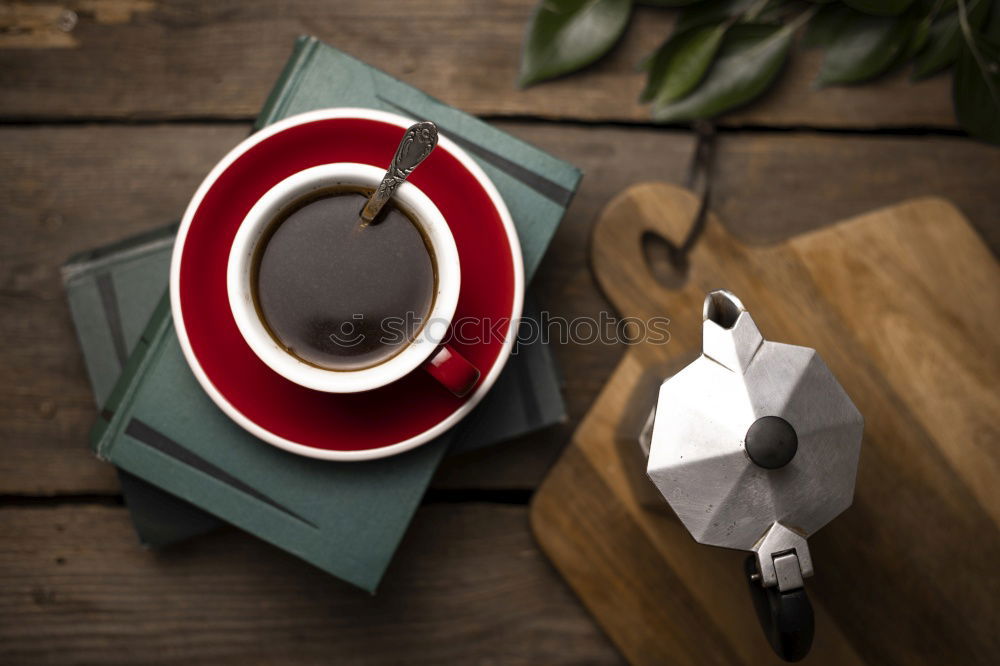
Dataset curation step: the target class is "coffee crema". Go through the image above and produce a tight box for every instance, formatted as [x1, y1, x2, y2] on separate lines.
[252, 186, 437, 371]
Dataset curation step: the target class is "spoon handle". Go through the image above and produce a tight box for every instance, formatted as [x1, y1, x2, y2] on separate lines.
[360, 121, 438, 223]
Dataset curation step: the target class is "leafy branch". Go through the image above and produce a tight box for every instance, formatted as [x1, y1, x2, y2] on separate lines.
[518, 0, 1000, 142]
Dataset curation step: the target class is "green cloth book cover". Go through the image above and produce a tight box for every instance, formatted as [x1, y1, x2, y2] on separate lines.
[63, 223, 225, 547]
[80, 36, 581, 590]
[63, 225, 564, 547]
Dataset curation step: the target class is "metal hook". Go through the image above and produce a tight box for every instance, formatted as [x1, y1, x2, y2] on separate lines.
[641, 121, 717, 288]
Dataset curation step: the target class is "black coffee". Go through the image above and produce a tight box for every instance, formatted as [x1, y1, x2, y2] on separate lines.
[252, 186, 437, 370]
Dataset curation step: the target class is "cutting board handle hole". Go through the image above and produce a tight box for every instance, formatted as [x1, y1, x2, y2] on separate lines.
[641, 230, 688, 291]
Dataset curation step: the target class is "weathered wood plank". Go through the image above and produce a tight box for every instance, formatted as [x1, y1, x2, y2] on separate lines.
[506, 124, 1000, 251]
[0, 124, 249, 495]
[0, 0, 958, 128]
[436, 125, 1000, 486]
[0, 503, 622, 664]
[1, 124, 998, 494]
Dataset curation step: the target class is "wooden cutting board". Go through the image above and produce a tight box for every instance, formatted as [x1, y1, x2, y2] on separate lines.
[530, 184, 1000, 666]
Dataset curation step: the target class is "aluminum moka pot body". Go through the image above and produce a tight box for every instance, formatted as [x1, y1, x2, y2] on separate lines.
[646, 290, 863, 661]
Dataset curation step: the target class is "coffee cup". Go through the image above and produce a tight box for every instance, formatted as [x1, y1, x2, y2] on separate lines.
[227, 162, 480, 396]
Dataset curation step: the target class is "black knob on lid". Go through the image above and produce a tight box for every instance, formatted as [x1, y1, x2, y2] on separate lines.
[745, 416, 798, 469]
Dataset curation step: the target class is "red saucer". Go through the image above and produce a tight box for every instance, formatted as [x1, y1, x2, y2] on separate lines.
[170, 109, 523, 460]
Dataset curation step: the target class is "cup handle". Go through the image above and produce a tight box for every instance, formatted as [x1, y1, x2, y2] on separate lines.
[422, 345, 481, 397]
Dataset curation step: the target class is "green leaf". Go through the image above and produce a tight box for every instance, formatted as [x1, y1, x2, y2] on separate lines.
[912, 0, 990, 79]
[843, 0, 914, 16]
[675, 0, 754, 33]
[754, 0, 797, 23]
[816, 8, 917, 85]
[518, 0, 633, 87]
[636, 0, 704, 6]
[986, 0, 1000, 36]
[913, 12, 963, 76]
[903, 7, 934, 59]
[653, 22, 796, 122]
[803, 3, 856, 48]
[954, 9, 1000, 142]
[641, 23, 730, 102]
[636, 0, 754, 82]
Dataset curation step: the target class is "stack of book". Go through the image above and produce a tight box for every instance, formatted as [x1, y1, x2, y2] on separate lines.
[62, 36, 581, 592]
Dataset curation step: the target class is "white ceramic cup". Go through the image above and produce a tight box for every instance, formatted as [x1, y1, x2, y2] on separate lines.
[227, 162, 480, 395]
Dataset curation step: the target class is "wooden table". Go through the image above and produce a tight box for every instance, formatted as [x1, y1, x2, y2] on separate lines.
[1, 2, 997, 663]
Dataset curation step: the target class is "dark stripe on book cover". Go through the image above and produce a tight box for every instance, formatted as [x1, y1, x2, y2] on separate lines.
[513, 345, 543, 427]
[124, 418, 319, 529]
[96, 272, 129, 367]
[375, 96, 574, 207]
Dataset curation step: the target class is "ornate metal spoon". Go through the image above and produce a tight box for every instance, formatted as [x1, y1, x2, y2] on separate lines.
[360, 121, 438, 224]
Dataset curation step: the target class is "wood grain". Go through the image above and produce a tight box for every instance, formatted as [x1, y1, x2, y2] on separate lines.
[791, 201, 1000, 525]
[1, 124, 998, 494]
[0, 0, 958, 128]
[0, 502, 622, 664]
[4, 4, 998, 663]
[531, 184, 1000, 665]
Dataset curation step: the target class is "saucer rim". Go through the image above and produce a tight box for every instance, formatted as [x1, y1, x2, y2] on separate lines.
[170, 108, 524, 461]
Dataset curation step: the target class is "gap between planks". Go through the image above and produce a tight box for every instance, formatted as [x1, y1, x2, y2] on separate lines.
[0, 488, 534, 506]
[0, 114, 973, 139]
